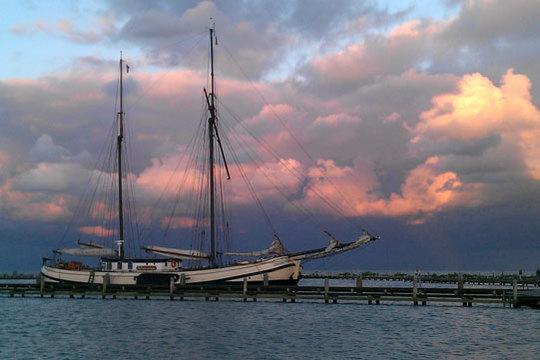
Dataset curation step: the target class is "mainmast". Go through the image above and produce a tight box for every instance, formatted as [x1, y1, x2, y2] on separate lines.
[116, 52, 125, 259]
[203, 25, 230, 266]
[208, 27, 217, 266]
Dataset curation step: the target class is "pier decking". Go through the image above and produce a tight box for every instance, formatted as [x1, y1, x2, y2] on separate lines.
[1, 274, 538, 309]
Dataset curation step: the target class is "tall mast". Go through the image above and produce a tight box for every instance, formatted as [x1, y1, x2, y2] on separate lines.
[208, 26, 217, 266]
[117, 52, 125, 259]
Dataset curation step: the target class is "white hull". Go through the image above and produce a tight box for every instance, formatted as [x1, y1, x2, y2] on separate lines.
[41, 257, 301, 285]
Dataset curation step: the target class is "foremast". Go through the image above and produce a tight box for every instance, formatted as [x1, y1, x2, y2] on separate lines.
[116, 52, 125, 259]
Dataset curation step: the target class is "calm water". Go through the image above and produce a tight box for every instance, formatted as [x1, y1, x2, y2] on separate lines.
[0, 297, 538, 359]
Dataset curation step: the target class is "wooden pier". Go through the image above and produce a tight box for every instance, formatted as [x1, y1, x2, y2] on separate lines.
[1, 277, 538, 309]
[303, 272, 540, 287]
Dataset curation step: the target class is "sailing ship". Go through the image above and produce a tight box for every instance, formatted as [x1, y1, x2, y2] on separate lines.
[40, 27, 378, 286]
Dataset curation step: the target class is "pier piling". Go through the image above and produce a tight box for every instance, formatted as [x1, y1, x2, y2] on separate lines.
[169, 276, 175, 300]
[413, 276, 418, 305]
[324, 277, 330, 303]
[355, 275, 363, 290]
[458, 274, 464, 292]
[513, 278, 519, 308]
[2, 280, 537, 308]
[102, 274, 110, 299]
[39, 275, 44, 296]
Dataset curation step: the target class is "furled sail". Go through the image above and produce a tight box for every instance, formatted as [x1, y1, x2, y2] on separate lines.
[224, 239, 286, 257]
[142, 245, 209, 259]
[289, 232, 378, 262]
[55, 242, 117, 257]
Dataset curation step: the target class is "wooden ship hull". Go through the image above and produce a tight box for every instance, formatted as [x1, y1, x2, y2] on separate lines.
[41, 257, 301, 286]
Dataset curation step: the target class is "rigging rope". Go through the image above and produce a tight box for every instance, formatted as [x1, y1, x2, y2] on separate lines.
[220, 43, 370, 233]
[217, 98, 362, 234]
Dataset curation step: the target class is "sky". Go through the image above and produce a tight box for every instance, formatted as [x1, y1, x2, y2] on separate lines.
[1, 0, 539, 272]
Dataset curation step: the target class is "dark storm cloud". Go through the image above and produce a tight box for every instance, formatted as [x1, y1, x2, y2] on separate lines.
[442, 0, 540, 44]
[108, 1, 405, 80]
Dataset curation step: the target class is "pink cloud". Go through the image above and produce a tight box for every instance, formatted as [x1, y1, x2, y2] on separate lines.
[388, 20, 423, 39]
[161, 216, 198, 229]
[227, 158, 304, 204]
[89, 201, 115, 221]
[78, 225, 114, 237]
[0, 180, 71, 221]
[10, 16, 116, 44]
[133, 69, 274, 105]
[370, 157, 482, 220]
[296, 157, 481, 223]
[313, 113, 361, 126]
[135, 155, 202, 197]
[383, 112, 401, 123]
[311, 43, 376, 84]
[388, 19, 445, 40]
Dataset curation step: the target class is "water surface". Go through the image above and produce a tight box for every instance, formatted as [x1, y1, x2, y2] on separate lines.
[0, 297, 538, 359]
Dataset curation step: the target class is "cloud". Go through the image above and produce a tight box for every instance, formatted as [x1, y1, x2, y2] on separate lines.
[0, 135, 114, 222]
[0, 152, 9, 174]
[135, 150, 304, 207]
[0, 179, 72, 221]
[29, 134, 70, 162]
[295, 157, 480, 223]
[442, 0, 540, 44]
[313, 113, 361, 127]
[161, 216, 198, 229]
[413, 69, 540, 180]
[10, 16, 117, 44]
[116, 1, 293, 79]
[301, 18, 447, 97]
[11, 162, 90, 193]
[1, 1, 540, 231]
[369, 156, 482, 221]
[78, 225, 115, 237]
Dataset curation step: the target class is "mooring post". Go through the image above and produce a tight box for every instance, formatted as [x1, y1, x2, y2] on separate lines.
[324, 277, 330, 303]
[413, 275, 418, 306]
[243, 277, 248, 298]
[169, 276, 175, 300]
[458, 274, 464, 292]
[512, 278, 518, 308]
[102, 273, 110, 299]
[355, 275, 363, 291]
[39, 274, 45, 296]
[263, 273, 269, 287]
